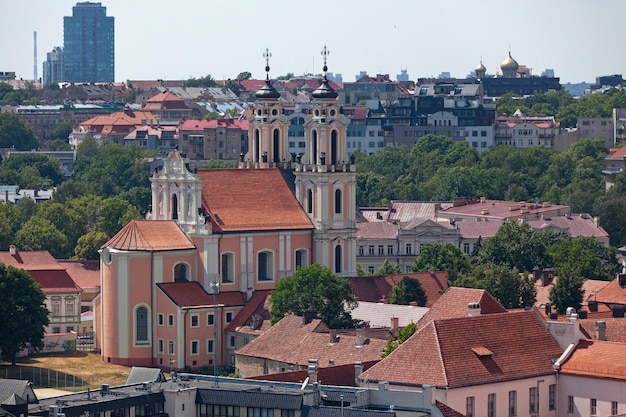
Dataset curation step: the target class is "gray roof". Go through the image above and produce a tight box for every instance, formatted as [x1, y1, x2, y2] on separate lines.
[125, 367, 166, 385]
[302, 406, 395, 417]
[0, 380, 35, 405]
[196, 389, 303, 410]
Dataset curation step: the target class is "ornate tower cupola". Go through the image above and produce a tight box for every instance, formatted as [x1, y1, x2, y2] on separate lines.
[243, 48, 290, 169]
[295, 46, 356, 277]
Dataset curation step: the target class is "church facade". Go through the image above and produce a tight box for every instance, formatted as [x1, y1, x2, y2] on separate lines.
[95, 50, 357, 369]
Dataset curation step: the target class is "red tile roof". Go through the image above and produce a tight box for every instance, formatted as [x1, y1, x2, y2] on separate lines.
[179, 118, 249, 131]
[417, 287, 507, 329]
[29, 270, 82, 293]
[0, 250, 63, 271]
[535, 278, 610, 308]
[361, 310, 562, 388]
[198, 169, 314, 232]
[102, 220, 196, 251]
[578, 317, 626, 343]
[346, 272, 447, 307]
[593, 278, 626, 305]
[158, 282, 246, 308]
[606, 147, 626, 160]
[59, 260, 100, 290]
[225, 290, 271, 333]
[435, 401, 467, 417]
[560, 340, 626, 380]
[235, 315, 385, 368]
[78, 110, 157, 135]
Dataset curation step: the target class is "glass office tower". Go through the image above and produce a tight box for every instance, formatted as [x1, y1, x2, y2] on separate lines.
[63, 2, 114, 82]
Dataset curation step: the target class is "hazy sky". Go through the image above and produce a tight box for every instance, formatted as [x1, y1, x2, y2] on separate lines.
[2, 0, 624, 84]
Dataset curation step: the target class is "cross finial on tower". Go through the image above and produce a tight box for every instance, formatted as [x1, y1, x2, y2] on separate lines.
[263, 48, 272, 81]
[321, 45, 330, 76]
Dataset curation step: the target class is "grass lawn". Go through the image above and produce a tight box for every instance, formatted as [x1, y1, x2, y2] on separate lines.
[1, 351, 133, 390]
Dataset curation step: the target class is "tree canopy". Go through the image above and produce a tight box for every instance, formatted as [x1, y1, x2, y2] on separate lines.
[389, 277, 427, 306]
[270, 264, 358, 329]
[411, 243, 471, 282]
[0, 264, 49, 364]
[0, 113, 39, 150]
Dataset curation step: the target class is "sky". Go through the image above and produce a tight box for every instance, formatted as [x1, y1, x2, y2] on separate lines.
[2, 0, 625, 85]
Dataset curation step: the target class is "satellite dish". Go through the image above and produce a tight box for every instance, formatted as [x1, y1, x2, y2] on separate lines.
[300, 377, 310, 390]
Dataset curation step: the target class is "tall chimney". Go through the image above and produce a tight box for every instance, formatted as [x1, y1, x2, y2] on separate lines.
[9, 245, 16, 256]
[354, 362, 362, 386]
[596, 321, 607, 341]
[307, 359, 318, 383]
[390, 317, 399, 338]
[468, 302, 481, 317]
[355, 329, 365, 347]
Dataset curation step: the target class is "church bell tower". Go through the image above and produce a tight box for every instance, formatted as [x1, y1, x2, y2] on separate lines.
[294, 46, 357, 276]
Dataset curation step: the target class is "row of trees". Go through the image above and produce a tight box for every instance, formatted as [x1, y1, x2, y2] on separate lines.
[356, 135, 626, 247]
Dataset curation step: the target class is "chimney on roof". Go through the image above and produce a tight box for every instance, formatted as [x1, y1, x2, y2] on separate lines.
[409, 301, 418, 307]
[468, 302, 481, 317]
[307, 359, 318, 383]
[390, 317, 399, 337]
[618, 273, 626, 287]
[9, 245, 17, 256]
[329, 330, 338, 344]
[596, 321, 607, 341]
[303, 309, 317, 325]
[354, 362, 362, 385]
[355, 329, 366, 348]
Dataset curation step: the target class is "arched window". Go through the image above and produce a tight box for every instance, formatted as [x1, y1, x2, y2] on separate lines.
[334, 244, 342, 274]
[136, 306, 149, 344]
[254, 129, 260, 162]
[334, 189, 342, 214]
[258, 251, 274, 281]
[331, 130, 338, 165]
[221, 253, 234, 283]
[295, 249, 308, 269]
[174, 263, 188, 282]
[312, 130, 318, 164]
[171, 194, 178, 220]
[307, 188, 313, 214]
[273, 129, 280, 163]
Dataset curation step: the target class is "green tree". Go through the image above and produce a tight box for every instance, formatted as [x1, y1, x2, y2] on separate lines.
[2, 153, 64, 186]
[74, 230, 110, 260]
[412, 243, 471, 282]
[0, 264, 49, 364]
[455, 265, 536, 309]
[0, 113, 39, 150]
[185, 74, 217, 88]
[375, 259, 401, 275]
[97, 197, 142, 237]
[47, 122, 73, 142]
[270, 264, 358, 329]
[389, 277, 427, 306]
[382, 321, 416, 358]
[15, 217, 68, 259]
[235, 71, 252, 80]
[549, 267, 584, 314]
[548, 236, 619, 281]
[477, 221, 552, 272]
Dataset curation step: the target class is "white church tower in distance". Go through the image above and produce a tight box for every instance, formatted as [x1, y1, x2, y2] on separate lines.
[295, 46, 357, 276]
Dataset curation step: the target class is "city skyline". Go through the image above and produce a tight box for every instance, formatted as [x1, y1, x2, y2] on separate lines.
[2, 0, 625, 85]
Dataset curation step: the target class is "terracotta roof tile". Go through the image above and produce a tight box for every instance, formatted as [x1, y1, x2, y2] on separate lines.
[158, 282, 246, 308]
[59, 260, 100, 290]
[362, 310, 561, 388]
[0, 250, 63, 271]
[578, 317, 626, 343]
[347, 272, 447, 308]
[417, 287, 507, 329]
[198, 169, 313, 232]
[594, 278, 626, 304]
[435, 401, 467, 417]
[235, 315, 385, 368]
[102, 220, 196, 251]
[535, 278, 610, 308]
[560, 340, 626, 380]
[225, 291, 271, 333]
[29, 270, 82, 293]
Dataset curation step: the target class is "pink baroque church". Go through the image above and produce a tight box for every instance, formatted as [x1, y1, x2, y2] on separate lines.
[95, 48, 357, 369]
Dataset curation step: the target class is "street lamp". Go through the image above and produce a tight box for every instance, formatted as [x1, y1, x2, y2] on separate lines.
[211, 281, 220, 388]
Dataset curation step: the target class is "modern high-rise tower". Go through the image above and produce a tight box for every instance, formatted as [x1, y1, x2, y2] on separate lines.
[63, 2, 114, 82]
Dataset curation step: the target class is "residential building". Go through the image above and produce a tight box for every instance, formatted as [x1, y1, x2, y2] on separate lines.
[556, 340, 626, 417]
[140, 91, 193, 124]
[123, 124, 178, 154]
[495, 110, 560, 149]
[340, 74, 404, 105]
[576, 117, 614, 148]
[360, 309, 563, 417]
[70, 107, 156, 147]
[613, 108, 626, 145]
[178, 118, 249, 161]
[0, 246, 82, 335]
[42, 46, 64, 85]
[96, 54, 358, 370]
[63, 2, 114, 82]
[234, 314, 386, 378]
